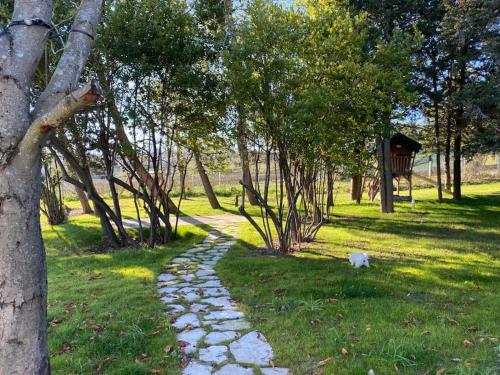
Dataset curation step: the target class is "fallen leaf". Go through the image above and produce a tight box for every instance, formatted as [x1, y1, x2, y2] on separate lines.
[341, 348, 348, 355]
[317, 357, 331, 367]
[135, 353, 151, 363]
[436, 368, 446, 375]
[274, 288, 286, 296]
[446, 316, 460, 325]
[85, 273, 103, 281]
[463, 339, 474, 347]
[164, 345, 172, 354]
[467, 325, 478, 332]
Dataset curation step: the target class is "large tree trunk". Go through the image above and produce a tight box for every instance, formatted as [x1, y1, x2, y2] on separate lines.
[0, 157, 49, 374]
[0, 1, 103, 372]
[194, 151, 221, 209]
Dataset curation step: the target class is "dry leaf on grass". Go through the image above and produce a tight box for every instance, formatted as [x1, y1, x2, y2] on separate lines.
[317, 357, 331, 367]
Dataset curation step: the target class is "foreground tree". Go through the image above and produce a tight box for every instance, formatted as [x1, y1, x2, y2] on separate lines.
[0, 0, 103, 372]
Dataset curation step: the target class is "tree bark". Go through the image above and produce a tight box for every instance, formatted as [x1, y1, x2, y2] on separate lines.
[453, 127, 462, 200]
[75, 185, 94, 214]
[236, 108, 258, 205]
[432, 71, 443, 202]
[350, 175, 363, 204]
[377, 138, 394, 213]
[0, 1, 104, 372]
[194, 151, 221, 209]
[445, 111, 452, 191]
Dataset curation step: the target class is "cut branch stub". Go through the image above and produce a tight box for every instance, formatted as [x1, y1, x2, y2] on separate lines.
[19, 79, 102, 156]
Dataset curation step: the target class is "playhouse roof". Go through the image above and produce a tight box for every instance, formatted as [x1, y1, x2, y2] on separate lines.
[390, 133, 422, 153]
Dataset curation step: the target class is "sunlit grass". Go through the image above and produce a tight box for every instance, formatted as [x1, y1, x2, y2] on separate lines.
[217, 181, 500, 374]
[44, 215, 210, 374]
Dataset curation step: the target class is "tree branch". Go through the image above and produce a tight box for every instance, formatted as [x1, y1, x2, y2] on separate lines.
[19, 79, 102, 154]
[35, 0, 104, 115]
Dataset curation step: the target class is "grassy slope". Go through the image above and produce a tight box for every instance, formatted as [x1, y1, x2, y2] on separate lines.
[217, 182, 500, 374]
[44, 216, 210, 374]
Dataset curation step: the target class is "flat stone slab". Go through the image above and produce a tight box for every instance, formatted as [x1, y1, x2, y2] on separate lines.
[261, 368, 291, 375]
[173, 313, 200, 330]
[159, 286, 178, 294]
[198, 280, 222, 288]
[202, 297, 235, 309]
[213, 364, 254, 375]
[177, 328, 206, 353]
[205, 331, 240, 345]
[161, 295, 179, 304]
[205, 310, 244, 321]
[165, 304, 185, 315]
[202, 287, 230, 297]
[211, 319, 251, 331]
[198, 345, 228, 364]
[191, 303, 209, 313]
[158, 273, 177, 282]
[196, 269, 216, 277]
[183, 361, 212, 375]
[229, 331, 273, 366]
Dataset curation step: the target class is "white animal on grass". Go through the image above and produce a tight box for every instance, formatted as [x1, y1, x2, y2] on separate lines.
[348, 252, 370, 268]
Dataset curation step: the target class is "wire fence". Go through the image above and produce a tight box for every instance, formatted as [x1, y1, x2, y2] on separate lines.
[63, 153, 499, 198]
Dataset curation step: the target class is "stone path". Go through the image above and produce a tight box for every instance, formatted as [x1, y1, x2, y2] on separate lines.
[157, 220, 290, 375]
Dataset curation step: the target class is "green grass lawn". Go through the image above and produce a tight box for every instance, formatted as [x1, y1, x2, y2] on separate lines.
[44, 215, 210, 374]
[217, 182, 500, 374]
[44, 182, 499, 374]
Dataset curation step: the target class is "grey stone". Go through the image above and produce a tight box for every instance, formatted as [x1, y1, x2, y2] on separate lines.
[213, 364, 254, 375]
[229, 331, 273, 366]
[211, 319, 251, 331]
[161, 295, 179, 304]
[172, 257, 193, 263]
[190, 303, 209, 313]
[198, 345, 228, 364]
[205, 331, 240, 345]
[202, 297, 235, 309]
[173, 313, 200, 330]
[202, 287, 230, 297]
[180, 274, 196, 282]
[177, 328, 206, 353]
[261, 368, 291, 375]
[159, 286, 178, 294]
[158, 273, 177, 282]
[205, 310, 244, 321]
[182, 361, 212, 375]
[196, 269, 216, 277]
[165, 304, 185, 315]
[183, 292, 200, 302]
